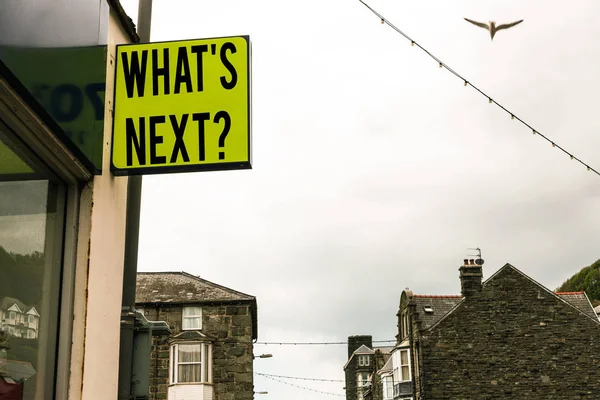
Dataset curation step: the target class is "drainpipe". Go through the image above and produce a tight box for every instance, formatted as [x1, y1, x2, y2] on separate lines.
[117, 1, 152, 399]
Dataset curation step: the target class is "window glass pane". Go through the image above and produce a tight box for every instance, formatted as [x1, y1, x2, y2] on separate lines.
[400, 351, 408, 365]
[182, 317, 201, 330]
[401, 366, 410, 381]
[178, 344, 201, 362]
[178, 364, 201, 383]
[0, 128, 66, 399]
[183, 307, 201, 316]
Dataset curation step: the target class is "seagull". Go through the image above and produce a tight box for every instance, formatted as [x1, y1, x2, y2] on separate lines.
[464, 18, 524, 40]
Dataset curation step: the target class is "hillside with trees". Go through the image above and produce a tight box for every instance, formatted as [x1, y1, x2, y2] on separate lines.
[556, 259, 600, 307]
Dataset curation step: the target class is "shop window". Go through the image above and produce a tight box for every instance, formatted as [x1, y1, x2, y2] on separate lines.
[0, 126, 68, 399]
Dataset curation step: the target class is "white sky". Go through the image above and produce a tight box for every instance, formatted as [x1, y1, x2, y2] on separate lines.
[120, 0, 600, 398]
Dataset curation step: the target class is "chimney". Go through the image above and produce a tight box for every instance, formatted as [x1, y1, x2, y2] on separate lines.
[347, 335, 373, 358]
[459, 258, 483, 297]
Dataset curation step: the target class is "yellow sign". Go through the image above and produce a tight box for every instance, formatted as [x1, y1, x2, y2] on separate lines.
[111, 36, 251, 175]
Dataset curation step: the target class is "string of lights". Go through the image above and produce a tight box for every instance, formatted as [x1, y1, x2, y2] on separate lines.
[255, 339, 396, 345]
[255, 372, 345, 382]
[358, 0, 600, 178]
[258, 373, 345, 397]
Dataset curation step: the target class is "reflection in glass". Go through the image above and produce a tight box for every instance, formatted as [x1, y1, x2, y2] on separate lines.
[0, 129, 65, 399]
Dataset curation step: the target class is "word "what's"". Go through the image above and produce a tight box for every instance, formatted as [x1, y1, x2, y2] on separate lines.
[120, 42, 238, 98]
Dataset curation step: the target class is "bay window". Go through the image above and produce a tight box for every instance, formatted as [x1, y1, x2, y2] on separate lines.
[170, 342, 212, 384]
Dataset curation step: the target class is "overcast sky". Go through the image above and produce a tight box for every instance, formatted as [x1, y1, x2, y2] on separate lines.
[121, 0, 600, 398]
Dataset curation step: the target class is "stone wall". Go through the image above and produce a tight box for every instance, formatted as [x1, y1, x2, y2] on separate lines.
[143, 303, 254, 400]
[345, 335, 373, 400]
[419, 266, 600, 399]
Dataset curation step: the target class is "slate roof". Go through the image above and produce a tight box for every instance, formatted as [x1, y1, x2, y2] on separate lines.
[169, 330, 216, 343]
[136, 272, 255, 304]
[136, 272, 258, 340]
[374, 346, 395, 354]
[407, 288, 597, 331]
[377, 355, 393, 375]
[556, 292, 597, 320]
[0, 297, 27, 312]
[411, 295, 463, 330]
[424, 264, 600, 332]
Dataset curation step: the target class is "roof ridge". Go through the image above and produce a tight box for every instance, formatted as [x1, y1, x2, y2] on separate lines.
[413, 294, 462, 298]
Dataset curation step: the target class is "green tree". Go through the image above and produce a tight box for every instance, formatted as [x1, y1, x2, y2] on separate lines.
[556, 259, 600, 306]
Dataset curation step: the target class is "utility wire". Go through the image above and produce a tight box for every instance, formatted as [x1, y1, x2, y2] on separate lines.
[256, 339, 396, 345]
[258, 373, 345, 397]
[358, 0, 600, 178]
[255, 372, 345, 382]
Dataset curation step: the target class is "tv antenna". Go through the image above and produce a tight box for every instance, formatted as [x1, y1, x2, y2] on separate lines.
[467, 247, 485, 265]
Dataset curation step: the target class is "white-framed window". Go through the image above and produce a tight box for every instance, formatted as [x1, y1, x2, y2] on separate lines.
[8, 311, 16, 320]
[28, 315, 35, 323]
[182, 306, 202, 330]
[400, 349, 410, 381]
[170, 342, 212, 384]
[400, 311, 409, 339]
[356, 372, 370, 400]
[358, 354, 370, 366]
[383, 375, 394, 400]
[392, 348, 411, 383]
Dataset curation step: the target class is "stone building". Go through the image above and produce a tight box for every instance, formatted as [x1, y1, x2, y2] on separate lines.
[135, 272, 258, 400]
[395, 259, 600, 399]
[343, 335, 393, 400]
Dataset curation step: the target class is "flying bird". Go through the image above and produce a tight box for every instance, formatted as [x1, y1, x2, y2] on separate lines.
[464, 18, 524, 40]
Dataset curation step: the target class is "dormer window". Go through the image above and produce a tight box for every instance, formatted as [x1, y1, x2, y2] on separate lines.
[358, 355, 370, 366]
[423, 305, 433, 313]
[182, 306, 202, 330]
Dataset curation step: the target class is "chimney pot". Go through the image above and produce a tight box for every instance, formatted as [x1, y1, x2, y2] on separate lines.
[463, 259, 468, 265]
[469, 259, 475, 265]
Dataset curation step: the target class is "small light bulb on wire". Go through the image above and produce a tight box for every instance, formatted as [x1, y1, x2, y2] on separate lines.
[532, 130, 536, 135]
[488, 98, 493, 104]
[381, 18, 384, 24]
[588, 166, 591, 171]
[439, 62, 443, 68]
[552, 143, 556, 147]
[411, 41, 414, 46]
[463, 80, 467, 87]
[570, 155, 574, 160]
[511, 115, 515, 120]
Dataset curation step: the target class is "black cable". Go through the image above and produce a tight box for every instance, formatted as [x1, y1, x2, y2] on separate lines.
[358, 0, 600, 178]
[256, 339, 396, 345]
[255, 372, 345, 382]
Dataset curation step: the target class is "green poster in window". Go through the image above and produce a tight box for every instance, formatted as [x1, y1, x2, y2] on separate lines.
[0, 46, 107, 172]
